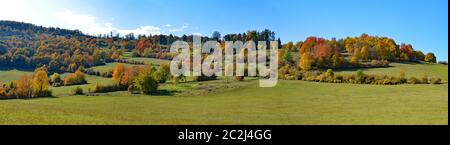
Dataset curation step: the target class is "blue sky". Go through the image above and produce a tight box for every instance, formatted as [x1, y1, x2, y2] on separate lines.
[0, 0, 448, 61]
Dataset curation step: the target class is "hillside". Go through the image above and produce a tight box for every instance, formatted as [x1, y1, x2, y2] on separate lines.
[0, 20, 85, 40]
[0, 21, 447, 125]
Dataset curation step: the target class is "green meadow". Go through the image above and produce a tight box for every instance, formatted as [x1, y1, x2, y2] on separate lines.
[0, 61, 448, 125]
[336, 63, 448, 82]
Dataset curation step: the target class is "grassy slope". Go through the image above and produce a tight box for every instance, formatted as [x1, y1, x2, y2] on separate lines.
[126, 57, 170, 65]
[88, 58, 170, 73]
[89, 63, 142, 72]
[0, 69, 33, 83]
[0, 63, 448, 125]
[336, 63, 448, 81]
[0, 80, 447, 125]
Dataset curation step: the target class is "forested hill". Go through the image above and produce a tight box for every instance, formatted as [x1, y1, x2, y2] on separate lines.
[0, 20, 281, 73]
[0, 21, 103, 70]
[0, 20, 86, 40]
[0, 20, 439, 74]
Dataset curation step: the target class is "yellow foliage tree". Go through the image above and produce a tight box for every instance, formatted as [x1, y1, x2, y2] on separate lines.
[360, 46, 369, 60]
[299, 53, 313, 71]
[33, 69, 49, 97]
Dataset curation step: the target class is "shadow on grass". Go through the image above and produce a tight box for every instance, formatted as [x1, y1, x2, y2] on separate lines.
[332, 61, 426, 72]
[331, 65, 393, 72]
[0, 95, 58, 100]
[0, 67, 34, 72]
[151, 89, 180, 96]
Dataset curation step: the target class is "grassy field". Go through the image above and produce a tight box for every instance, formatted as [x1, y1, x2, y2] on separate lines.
[0, 69, 33, 83]
[89, 63, 142, 72]
[89, 58, 170, 73]
[126, 57, 171, 65]
[0, 80, 447, 125]
[0, 63, 448, 125]
[336, 63, 448, 81]
[120, 52, 171, 65]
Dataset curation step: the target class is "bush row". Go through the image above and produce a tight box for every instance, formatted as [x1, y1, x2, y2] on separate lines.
[83, 69, 112, 78]
[115, 59, 145, 65]
[280, 67, 443, 85]
[92, 83, 128, 93]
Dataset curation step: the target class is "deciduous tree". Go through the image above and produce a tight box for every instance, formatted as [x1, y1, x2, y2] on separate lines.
[33, 69, 50, 97]
[299, 53, 313, 71]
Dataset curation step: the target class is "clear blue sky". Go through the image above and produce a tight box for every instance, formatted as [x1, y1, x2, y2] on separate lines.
[1, 0, 448, 61]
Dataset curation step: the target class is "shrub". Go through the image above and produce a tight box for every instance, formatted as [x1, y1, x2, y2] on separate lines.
[334, 74, 344, 83]
[382, 60, 389, 67]
[173, 74, 186, 85]
[315, 74, 327, 82]
[138, 71, 159, 95]
[234, 76, 245, 81]
[71, 87, 84, 95]
[93, 83, 127, 93]
[421, 74, 429, 84]
[293, 70, 303, 80]
[438, 61, 448, 65]
[155, 63, 171, 83]
[391, 77, 402, 85]
[382, 78, 392, 85]
[430, 78, 442, 84]
[285, 75, 296, 80]
[84, 69, 101, 76]
[355, 70, 367, 84]
[35, 89, 52, 98]
[128, 81, 141, 94]
[365, 74, 376, 84]
[398, 71, 407, 84]
[325, 69, 334, 78]
[101, 71, 113, 78]
[408, 77, 421, 84]
[64, 70, 87, 86]
[52, 82, 63, 87]
[424, 52, 437, 63]
[278, 65, 290, 79]
[370, 60, 378, 67]
[194, 75, 217, 82]
[50, 73, 62, 84]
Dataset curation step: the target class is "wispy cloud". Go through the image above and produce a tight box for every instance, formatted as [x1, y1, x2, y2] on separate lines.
[54, 10, 188, 36]
[0, 2, 189, 36]
[167, 24, 189, 33]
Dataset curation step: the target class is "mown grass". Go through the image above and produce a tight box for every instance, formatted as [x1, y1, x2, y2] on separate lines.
[0, 63, 448, 125]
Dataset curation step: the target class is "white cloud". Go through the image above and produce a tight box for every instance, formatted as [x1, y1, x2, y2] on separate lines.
[54, 10, 165, 36]
[0, 0, 189, 36]
[168, 24, 189, 33]
[51, 10, 189, 36]
[117, 25, 163, 36]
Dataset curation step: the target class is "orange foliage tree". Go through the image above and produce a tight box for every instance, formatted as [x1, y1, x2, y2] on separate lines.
[15, 74, 33, 98]
[112, 63, 126, 85]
